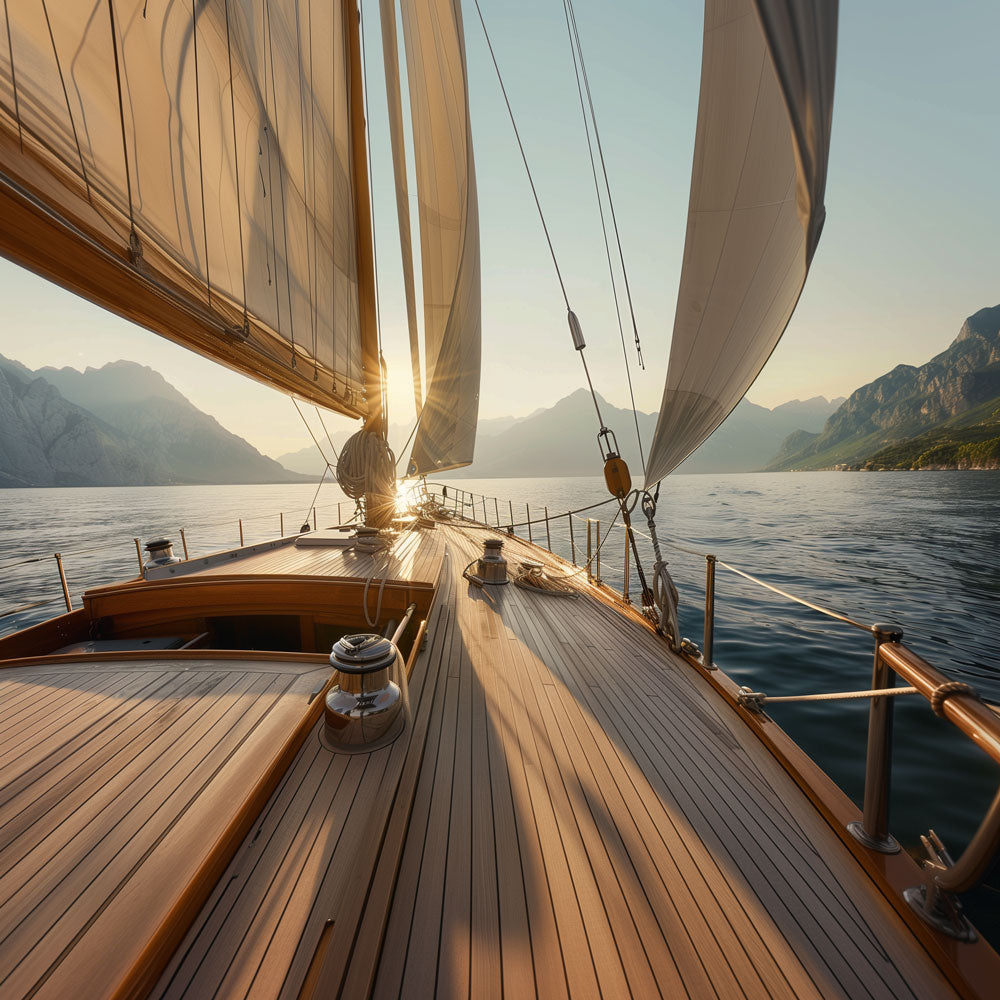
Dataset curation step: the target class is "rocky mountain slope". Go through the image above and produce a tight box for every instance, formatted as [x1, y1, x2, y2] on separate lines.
[439, 389, 840, 479]
[849, 394, 1000, 470]
[766, 305, 1000, 470]
[0, 357, 307, 487]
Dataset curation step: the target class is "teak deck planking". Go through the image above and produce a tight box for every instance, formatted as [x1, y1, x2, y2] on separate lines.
[0, 519, 984, 997]
[0, 659, 328, 999]
[150, 523, 957, 998]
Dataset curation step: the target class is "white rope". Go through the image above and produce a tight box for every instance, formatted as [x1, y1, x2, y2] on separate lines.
[363, 554, 391, 628]
[719, 560, 872, 634]
[336, 429, 395, 501]
[739, 685, 919, 711]
[764, 686, 919, 703]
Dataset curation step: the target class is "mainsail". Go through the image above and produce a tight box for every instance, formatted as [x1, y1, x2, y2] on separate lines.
[397, 0, 481, 476]
[643, 0, 837, 486]
[0, 0, 368, 417]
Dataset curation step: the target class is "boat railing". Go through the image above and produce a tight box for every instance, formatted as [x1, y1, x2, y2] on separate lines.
[420, 481, 1000, 937]
[0, 497, 360, 621]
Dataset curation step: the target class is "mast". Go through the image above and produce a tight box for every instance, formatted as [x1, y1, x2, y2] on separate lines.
[345, 0, 385, 439]
[344, 0, 397, 528]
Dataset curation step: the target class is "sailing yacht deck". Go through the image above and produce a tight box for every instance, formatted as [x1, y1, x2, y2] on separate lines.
[139, 522, 955, 999]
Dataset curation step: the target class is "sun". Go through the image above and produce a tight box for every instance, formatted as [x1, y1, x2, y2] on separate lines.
[394, 481, 419, 514]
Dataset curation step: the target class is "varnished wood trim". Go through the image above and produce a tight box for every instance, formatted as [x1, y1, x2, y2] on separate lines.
[0, 608, 89, 661]
[0, 649, 330, 671]
[405, 620, 428, 679]
[344, 0, 382, 429]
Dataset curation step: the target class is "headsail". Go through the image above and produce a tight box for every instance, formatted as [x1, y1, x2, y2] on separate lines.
[380, 0, 423, 416]
[643, 0, 837, 487]
[399, 0, 481, 477]
[0, 1, 368, 418]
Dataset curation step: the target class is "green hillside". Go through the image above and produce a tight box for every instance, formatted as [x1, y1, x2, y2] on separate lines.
[852, 397, 1000, 470]
[766, 305, 1000, 470]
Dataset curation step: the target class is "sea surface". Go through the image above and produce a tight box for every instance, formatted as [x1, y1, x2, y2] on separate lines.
[2, 471, 999, 931]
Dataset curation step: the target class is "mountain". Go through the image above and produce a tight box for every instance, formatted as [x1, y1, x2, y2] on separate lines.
[275, 412, 523, 477]
[0, 360, 159, 487]
[767, 305, 1000, 470]
[436, 389, 840, 479]
[0, 357, 309, 487]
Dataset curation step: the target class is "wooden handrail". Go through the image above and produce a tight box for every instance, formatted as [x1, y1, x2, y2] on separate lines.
[879, 642, 1000, 767]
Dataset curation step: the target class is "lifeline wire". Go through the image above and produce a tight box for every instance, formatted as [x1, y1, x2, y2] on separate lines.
[718, 560, 874, 634]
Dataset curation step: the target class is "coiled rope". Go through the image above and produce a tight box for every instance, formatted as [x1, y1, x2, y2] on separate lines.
[336, 430, 395, 502]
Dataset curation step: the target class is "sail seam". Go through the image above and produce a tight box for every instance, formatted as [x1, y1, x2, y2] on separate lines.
[264, 0, 298, 368]
[40, 1, 92, 205]
[1, 0, 22, 149]
[223, 0, 249, 330]
[190, 0, 211, 306]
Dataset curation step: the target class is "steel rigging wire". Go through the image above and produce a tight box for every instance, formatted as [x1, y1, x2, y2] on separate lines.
[471, 0, 668, 633]
[560, 0, 646, 476]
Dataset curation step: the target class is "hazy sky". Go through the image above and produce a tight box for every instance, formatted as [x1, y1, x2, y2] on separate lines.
[0, 0, 997, 459]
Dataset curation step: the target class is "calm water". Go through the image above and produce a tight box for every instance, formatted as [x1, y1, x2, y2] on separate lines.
[2, 472, 999, 928]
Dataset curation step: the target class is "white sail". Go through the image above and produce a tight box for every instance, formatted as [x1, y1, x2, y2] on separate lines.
[399, 0, 481, 477]
[0, 0, 367, 417]
[643, 0, 837, 487]
[380, 0, 423, 416]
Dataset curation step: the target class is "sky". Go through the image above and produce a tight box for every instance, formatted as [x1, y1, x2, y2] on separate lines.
[0, 0, 997, 459]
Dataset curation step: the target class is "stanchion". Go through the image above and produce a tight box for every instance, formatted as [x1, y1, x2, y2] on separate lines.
[54, 553, 72, 612]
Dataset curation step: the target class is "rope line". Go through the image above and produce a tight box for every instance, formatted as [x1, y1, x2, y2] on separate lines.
[263, 0, 297, 366]
[561, 0, 646, 474]
[717, 559, 873, 634]
[106, 0, 137, 245]
[292, 397, 334, 466]
[471, 0, 569, 310]
[741, 686, 920, 708]
[190, 0, 211, 304]
[314, 405, 341, 464]
[301, 464, 331, 527]
[424, 484, 882, 637]
[41, 0, 91, 202]
[565, 0, 644, 370]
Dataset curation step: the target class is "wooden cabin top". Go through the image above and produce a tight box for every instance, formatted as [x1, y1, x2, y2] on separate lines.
[0, 518, 995, 998]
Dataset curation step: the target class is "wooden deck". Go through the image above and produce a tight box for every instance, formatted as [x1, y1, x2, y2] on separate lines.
[0, 656, 329, 999]
[145, 522, 957, 999]
[179, 525, 445, 586]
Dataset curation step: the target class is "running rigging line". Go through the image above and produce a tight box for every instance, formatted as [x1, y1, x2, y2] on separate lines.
[561, 0, 646, 476]
[471, 0, 569, 310]
[472, 0, 606, 456]
[565, 0, 645, 371]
